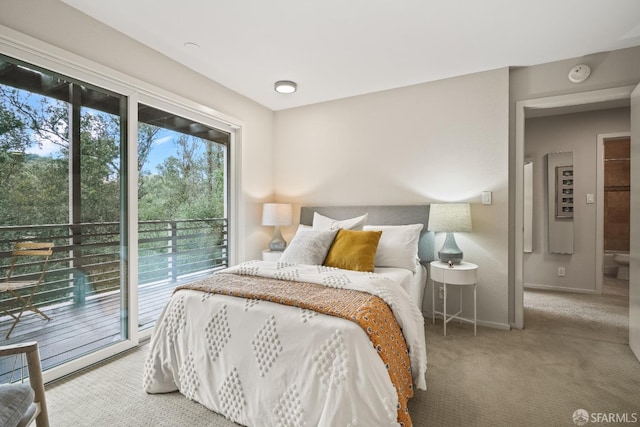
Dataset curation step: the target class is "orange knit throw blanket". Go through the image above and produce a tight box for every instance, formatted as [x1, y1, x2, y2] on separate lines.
[176, 272, 414, 427]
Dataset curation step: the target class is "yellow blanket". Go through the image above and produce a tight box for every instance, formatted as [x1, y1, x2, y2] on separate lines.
[176, 272, 414, 427]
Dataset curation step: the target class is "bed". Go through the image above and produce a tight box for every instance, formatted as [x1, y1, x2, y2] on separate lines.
[143, 205, 433, 427]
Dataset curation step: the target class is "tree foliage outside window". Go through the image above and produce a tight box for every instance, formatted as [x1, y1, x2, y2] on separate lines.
[138, 133, 226, 221]
[1, 76, 229, 298]
[0, 85, 227, 227]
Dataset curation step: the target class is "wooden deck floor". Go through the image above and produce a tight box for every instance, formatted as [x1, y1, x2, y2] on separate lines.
[0, 280, 176, 382]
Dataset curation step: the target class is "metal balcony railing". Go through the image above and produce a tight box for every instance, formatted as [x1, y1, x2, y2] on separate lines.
[0, 218, 228, 314]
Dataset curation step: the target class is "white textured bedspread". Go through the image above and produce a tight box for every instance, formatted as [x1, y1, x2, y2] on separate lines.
[143, 261, 427, 426]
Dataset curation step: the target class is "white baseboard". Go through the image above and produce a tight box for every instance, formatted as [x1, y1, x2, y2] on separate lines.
[478, 319, 511, 330]
[423, 312, 511, 331]
[524, 282, 597, 294]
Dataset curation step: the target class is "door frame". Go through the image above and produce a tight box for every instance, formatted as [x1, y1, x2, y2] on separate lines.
[0, 23, 244, 382]
[514, 85, 636, 329]
[629, 83, 640, 361]
[596, 132, 631, 294]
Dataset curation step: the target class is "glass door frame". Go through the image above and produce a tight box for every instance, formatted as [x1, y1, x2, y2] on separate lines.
[0, 25, 242, 383]
[135, 92, 236, 341]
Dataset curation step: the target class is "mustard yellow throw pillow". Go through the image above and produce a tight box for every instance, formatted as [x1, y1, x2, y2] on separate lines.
[323, 229, 382, 272]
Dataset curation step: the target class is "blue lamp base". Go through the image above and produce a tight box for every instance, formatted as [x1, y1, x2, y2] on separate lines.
[438, 232, 463, 264]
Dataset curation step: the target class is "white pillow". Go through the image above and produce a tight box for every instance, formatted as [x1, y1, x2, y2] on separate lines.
[279, 229, 338, 265]
[363, 224, 423, 272]
[312, 212, 368, 231]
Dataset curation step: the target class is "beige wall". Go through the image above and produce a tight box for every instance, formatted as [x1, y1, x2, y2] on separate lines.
[524, 108, 630, 292]
[0, 0, 275, 262]
[275, 68, 511, 327]
[509, 46, 640, 323]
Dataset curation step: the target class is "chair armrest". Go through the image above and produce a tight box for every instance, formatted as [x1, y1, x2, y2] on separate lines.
[0, 342, 38, 357]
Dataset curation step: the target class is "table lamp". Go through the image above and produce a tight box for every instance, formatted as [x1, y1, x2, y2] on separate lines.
[427, 203, 472, 264]
[262, 203, 292, 251]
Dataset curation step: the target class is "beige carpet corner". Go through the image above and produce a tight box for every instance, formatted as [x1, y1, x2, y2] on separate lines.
[46, 281, 640, 426]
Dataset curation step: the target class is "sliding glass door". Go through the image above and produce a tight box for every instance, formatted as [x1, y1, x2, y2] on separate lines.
[0, 55, 129, 380]
[0, 47, 235, 381]
[136, 103, 230, 332]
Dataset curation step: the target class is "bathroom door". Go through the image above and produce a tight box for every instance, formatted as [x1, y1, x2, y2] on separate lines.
[630, 83, 640, 362]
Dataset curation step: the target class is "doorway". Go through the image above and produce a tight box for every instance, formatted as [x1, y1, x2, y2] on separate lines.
[521, 113, 631, 347]
[597, 133, 631, 297]
[514, 85, 636, 329]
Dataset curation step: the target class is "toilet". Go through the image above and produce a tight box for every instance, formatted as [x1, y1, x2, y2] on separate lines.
[613, 253, 630, 280]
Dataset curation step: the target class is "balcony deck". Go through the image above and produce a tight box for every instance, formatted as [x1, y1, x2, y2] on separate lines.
[0, 218, 227, 382]
[0, 279, 178, 382]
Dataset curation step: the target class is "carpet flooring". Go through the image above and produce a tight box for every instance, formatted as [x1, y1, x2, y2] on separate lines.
[45, 282, 639, 427]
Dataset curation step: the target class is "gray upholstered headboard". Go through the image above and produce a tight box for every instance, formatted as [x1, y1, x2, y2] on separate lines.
[299, 205, 434, 263]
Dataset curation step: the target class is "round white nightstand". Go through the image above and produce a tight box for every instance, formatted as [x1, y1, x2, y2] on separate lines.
[262, 250, 283, 262]
[430, 260, 478, 336]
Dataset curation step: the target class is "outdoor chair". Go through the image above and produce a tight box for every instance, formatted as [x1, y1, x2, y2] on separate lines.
[0, 341, 49, 427]
[0, 243, 54, 339]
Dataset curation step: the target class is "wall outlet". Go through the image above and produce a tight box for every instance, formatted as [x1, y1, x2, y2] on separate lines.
[558, 267, 566, 277]
[439, 287, 445, 299]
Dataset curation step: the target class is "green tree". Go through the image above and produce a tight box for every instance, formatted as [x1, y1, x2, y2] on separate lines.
[0, 85, 123, 225]
[2, 83, 226, 227]
[138, 135, 225, 221]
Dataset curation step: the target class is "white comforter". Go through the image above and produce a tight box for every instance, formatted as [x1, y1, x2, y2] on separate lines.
[143, 261, 427, 426]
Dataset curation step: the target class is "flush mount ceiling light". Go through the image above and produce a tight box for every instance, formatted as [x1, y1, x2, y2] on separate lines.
[183, 41, 200, 49]
[568, 64, 591, 83]
[274, 80, 297, 94]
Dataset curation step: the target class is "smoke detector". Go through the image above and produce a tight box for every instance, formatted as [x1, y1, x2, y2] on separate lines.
[568, 64, 591, 83]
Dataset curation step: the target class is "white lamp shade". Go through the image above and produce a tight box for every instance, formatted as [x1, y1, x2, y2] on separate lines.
[428, 203, 472, 232]
[262, 203, 293, 226]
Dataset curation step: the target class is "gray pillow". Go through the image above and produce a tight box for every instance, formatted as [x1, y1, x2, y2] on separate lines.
[0, 383, 34, 427]
[280, 229, 338, 265]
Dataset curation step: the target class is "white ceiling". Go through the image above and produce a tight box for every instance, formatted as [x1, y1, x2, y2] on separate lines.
[61, 0, 640, 111]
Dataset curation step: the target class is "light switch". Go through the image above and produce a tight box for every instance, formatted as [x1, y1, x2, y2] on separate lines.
[586, 193, 594, 204]
[482, 191, 492, 205]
